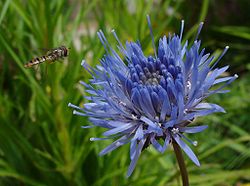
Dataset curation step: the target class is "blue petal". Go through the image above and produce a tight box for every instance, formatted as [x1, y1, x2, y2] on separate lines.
[170, 106, 178, 121]
[173, 135, 200, 166]
[68, 103, 83, 110]
[73, 110, 87, 117]
[159, 90, 171, 121]
[127, 138, 146, 177]
[150, 135, 166, 153]
[133, 124, 144, 140]
[207, 74, 238, 96]
[140, 116, 161, 133]
[103, 123, 134, 136]
[161, 135, 170, 152]
[99, 135, 131, 156]
[179, 125, 208, 133]
[195, 103, 226, 113]
[202, 66, 229, 92]
[177, 92, 184, 119]
[213, 76, 234, 85]
[151, 91, 160, 112]
[138, 88, 156, 118]
[130, 140, 136, 160]
[131, 88, 141, 110]
[193, 109, 223, 117]
[164, 119, 177, 128]
[108, 121, 131, 127]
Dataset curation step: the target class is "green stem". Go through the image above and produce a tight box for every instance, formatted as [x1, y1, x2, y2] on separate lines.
[173, 140, 189, 186]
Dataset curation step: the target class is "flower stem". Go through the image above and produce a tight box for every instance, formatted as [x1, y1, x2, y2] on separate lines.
[173, 140, 189, 186]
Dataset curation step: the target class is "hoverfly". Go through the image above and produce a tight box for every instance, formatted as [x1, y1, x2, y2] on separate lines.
[24, 45, 70, 68]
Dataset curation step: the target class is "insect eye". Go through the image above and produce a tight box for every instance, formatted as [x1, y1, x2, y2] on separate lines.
[65, 49, 69, 56]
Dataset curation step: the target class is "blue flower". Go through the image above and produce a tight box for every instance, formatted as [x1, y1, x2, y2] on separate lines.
[69, 16, 237, 177]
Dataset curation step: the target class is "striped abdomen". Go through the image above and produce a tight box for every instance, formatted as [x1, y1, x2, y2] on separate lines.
[24, 46, 70, 68]
[24, 56, 49, 68]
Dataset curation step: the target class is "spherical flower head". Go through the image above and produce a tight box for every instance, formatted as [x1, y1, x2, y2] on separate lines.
[69, 16, 238, 177]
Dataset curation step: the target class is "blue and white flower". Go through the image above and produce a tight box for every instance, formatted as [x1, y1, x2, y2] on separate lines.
[69, 16, 237, 177]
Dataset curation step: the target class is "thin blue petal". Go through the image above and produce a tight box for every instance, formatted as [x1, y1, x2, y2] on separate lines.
[179, 125, 208, 133]
[103, 123, 134, 136]
[127, 138, 146, 177]
[99, 135, 131, 156]
[173, 135, 200, 166]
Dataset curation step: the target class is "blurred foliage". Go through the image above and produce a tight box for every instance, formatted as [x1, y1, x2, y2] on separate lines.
[0, 0, 249, 185]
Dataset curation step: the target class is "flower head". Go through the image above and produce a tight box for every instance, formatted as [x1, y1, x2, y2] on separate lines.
[69, 16, 237, 177]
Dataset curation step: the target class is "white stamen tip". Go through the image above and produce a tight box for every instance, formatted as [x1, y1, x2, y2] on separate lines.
[81, 60, 86, 66]
[111, 29, 115, 33]
[73, 110, 77, 115]
[234, 74, 239, 78]
[155, 116, 159, 121]
[171, 128, 179, 134]
[193, 141, 198, 146]
[180, 20, 185, 40]
[132, 114, 138, 120]
[90, 137, 94, 141]
[68, 103, 72, 107]
[115, 142, 121, 146]
[225, 46, 229, 49]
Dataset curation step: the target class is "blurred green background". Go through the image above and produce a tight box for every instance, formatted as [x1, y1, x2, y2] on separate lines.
[0, 0, 250, 185]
